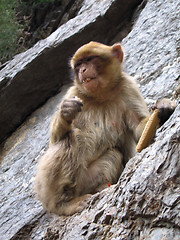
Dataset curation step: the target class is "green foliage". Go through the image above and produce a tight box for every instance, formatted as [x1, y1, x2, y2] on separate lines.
[0, 0, 56, 64]
[0, 0, 23, 63]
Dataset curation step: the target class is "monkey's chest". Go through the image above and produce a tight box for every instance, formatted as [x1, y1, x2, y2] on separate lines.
[73, 111, 125, 160]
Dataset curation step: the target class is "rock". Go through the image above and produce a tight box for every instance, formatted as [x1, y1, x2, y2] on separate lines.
[121, 0, 180, 100]
[0, 85, 70, 240]
[29, 0, 84, 40]
[0, 0, 143, 144]
[0, 0, 180, 239]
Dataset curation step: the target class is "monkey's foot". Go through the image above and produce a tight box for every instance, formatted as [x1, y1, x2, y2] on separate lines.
[57, 194, 91, 216]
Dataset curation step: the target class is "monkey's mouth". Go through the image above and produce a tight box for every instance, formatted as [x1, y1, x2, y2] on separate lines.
[82, 77, 96, 83]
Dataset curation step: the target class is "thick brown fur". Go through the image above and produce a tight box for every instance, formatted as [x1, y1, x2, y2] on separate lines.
[35, 41, 175, 216]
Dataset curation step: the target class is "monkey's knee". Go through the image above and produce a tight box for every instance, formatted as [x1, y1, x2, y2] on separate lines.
[35, 144, 77, 215]
[105, 148, 124, 169]
[35, 182, 77, 216]
[106, 148, 124, 180]
[86, 148, 123, 192]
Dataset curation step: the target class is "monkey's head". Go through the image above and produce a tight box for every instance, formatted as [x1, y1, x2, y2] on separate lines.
[71, 42, 124, 97]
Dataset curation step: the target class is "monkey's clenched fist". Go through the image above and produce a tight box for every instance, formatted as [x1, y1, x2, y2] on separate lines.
[61, 97, 83, 123]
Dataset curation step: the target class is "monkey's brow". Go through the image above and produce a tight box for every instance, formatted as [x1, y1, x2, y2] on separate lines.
[77, 55, 98, 63]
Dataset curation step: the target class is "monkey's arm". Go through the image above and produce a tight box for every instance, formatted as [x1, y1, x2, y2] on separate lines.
[122, 76, 150, 139]
[50, 113, 71, 145]
[123, 77, 176, 142]
[50, 87, 83, 145]
[122, 76, 172, 141]
[136, 99, 176, 152]
[136, 98, 176, 140]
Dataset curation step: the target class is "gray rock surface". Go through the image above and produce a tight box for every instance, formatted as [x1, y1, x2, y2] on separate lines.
[0, 0, 180, 239]
[0, 85, 70, 240]
[122, 0, 180, 99]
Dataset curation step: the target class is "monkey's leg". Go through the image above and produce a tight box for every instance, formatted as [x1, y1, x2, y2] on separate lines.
[35, 142, 93, 216]
[82, 149, 124, 194]
[60, 148, 123, 215]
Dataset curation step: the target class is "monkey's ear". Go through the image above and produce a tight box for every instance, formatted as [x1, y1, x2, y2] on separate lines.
[112, 43, 123, 62]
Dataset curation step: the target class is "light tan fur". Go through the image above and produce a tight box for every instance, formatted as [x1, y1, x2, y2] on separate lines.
[35, 42, 150, 215]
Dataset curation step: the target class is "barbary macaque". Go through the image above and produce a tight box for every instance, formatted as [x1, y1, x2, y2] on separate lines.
[35, 41, 176, 215]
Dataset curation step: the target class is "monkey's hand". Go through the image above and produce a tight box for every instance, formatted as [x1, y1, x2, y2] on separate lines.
[155, 98, 176, 125]
[61, 97, 83, 123]
[136, 98, 176, 152]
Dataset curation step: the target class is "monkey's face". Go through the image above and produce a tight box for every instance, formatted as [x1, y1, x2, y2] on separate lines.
[74, 55, 106, 92]
[71, 42, 124, 96]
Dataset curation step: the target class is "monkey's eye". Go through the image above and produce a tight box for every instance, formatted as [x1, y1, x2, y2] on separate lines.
[75, 61, 82, 68]
[86, 56, 97, 62]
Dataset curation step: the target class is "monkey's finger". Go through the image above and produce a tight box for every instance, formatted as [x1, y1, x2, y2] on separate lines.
[136, 109, 160, 153]
[74, 96, 83, 102]
[63, 99, 83, 107]
[74, 100, 83, 107]
[73, 97, 84, 107]
[61, 103, 83, 121]
[61, 110, 76, 122]
[61, 103, 83, 116]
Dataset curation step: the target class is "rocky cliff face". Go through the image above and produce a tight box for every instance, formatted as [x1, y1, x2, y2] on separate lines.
[15, 0, 84, 51]
[0, 0, 179, 239]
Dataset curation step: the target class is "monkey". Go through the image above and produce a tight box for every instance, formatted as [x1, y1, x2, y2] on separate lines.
[35, 41, 176, 216]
